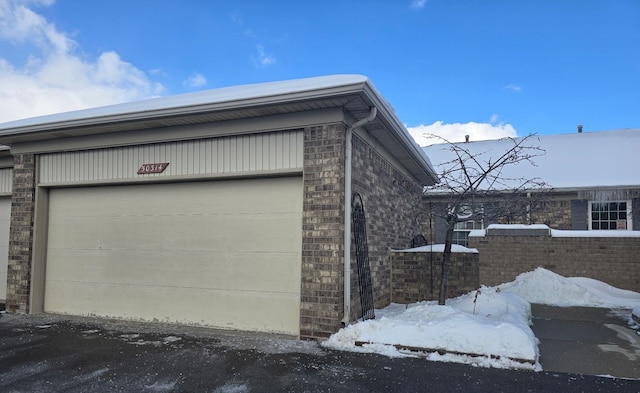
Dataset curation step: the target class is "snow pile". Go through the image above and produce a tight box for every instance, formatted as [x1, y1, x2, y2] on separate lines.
[394, 244, 478, 253]
[500, 268, 640, 309]
[503, 268, 640, 329]
[323, 268, 640, 371]
[323, 287, 539, 370]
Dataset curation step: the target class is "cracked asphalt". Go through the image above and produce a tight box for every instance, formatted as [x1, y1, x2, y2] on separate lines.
[0, 313, 638, 393]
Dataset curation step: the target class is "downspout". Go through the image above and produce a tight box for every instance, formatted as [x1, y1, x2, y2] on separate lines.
[342, 106, 377, 326]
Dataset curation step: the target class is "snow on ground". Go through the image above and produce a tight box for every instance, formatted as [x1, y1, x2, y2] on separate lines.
[322, 268, 640, 371]
[395, 244, 478, 253]
[500, 268, 640, 309]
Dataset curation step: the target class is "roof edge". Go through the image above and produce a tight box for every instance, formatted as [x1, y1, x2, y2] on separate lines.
[360, 81, 439, 184]
[0, 74, 370, 135]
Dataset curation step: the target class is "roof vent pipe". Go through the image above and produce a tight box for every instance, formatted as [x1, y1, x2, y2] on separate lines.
[578, 125, 583, 133]
[342, 106, 377, 326]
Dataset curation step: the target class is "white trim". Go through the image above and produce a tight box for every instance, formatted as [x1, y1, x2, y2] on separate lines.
[588, 199, 632, 230]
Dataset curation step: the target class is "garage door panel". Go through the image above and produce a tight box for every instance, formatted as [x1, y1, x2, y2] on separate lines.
[49, 180, 301, 217]
[45, 177, 303, 334]
[48, 212, 301, 254]
[45, 281, 300, 333]
[46, 249, 301, 292]
[153, 213, 302, 252]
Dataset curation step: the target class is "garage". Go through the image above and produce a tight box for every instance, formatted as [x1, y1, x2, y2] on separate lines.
[1, 75, 439, 339]
[44, 176, 303, 334]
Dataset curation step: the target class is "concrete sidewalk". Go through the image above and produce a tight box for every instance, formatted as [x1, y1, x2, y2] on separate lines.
[531, 304, 640, 379]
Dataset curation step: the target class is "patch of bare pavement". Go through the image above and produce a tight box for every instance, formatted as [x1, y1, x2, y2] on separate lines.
[0, 313, 638, 393]
[532, 304, 640, 379]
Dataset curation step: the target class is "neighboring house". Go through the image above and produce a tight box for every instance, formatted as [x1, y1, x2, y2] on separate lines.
[0, 147, 13, 303]
[421, 129, 640, 292]
[0, 75, 437, 339]
[422, 129, 640, 245]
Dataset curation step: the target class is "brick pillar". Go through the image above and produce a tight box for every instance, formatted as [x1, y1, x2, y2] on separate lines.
[6, 154, 36, 313]
[300, 124, 346, 340]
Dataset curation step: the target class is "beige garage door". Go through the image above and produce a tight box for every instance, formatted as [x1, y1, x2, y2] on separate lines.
[0, 197, 10, 301]
[44, 177, 303, 334]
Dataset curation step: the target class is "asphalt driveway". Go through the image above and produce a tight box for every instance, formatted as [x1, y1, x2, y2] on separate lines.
[531, 304, 640, 379]
[1, 313, 638, 393]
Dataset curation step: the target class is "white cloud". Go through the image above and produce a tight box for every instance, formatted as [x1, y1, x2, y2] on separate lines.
[0, 0, 70, 53]
[410, 0, 427, 9]
[504, 84, 522, 92]
[231, 12, 276, 68]
[252, 45, 275, 68]
[0, 0, 163, 123]
[149, 68, 168, 77]
[407, 120, 518, 146]
[184, 72, 207, 88]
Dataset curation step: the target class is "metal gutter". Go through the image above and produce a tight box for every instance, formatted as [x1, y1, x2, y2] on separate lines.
[342, 107, 377, 326]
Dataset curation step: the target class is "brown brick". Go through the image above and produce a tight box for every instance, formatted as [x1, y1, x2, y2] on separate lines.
[6, 154, 36, 313]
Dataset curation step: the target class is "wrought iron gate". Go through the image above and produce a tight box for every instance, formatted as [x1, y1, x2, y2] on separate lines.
[351, 193, 375, 321]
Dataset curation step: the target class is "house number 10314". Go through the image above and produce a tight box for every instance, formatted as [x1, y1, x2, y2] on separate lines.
[137, 163, 169, 174]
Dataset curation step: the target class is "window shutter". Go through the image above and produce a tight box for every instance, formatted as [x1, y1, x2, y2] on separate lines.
[571, 200, 588, 230]
[432, 202, 448, 244]
[633, 198, 640, 230]
[483, 202, 500, 226]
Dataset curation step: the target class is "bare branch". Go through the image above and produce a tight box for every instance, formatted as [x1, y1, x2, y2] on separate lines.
[422, 133, 548, 304]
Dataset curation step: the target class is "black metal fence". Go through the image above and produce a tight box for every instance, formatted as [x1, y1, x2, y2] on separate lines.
[351, 193, 375, 321]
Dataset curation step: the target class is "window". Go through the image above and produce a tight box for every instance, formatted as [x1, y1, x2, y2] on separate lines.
[589, 201, 631, 230]
[452, 205, 483, 247]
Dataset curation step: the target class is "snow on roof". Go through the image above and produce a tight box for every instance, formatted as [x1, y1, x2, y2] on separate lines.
[422, 129, 640, 189]
[0, 74, 369, 131]
[469, 224, 640, 238]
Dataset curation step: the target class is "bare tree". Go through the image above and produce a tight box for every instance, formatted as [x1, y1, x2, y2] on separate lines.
[424, 134, 547, 305]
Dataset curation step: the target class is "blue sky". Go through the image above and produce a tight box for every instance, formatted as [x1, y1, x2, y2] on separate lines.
[0, 0, 638, 144]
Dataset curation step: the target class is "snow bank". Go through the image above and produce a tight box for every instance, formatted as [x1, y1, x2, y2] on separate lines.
[323, 287, 539, 370]
[393, 244, 478, 253]
[499, 268, 640, 308]
[323, 267, 640, 372]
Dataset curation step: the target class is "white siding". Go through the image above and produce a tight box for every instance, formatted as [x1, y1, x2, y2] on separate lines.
[39, 130, 304, 185]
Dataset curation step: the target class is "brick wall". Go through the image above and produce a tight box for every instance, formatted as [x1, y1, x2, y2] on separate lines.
[300, 124, 346, 340]
[350, 135, 424, 315]
[390, 250, 480, 303]
[421, 194, 578, 242]
[529, 198, 573, 229]
[469, 231, 640, 291]
[300, 128, 427, 339]
[6, 154, 36, 313]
